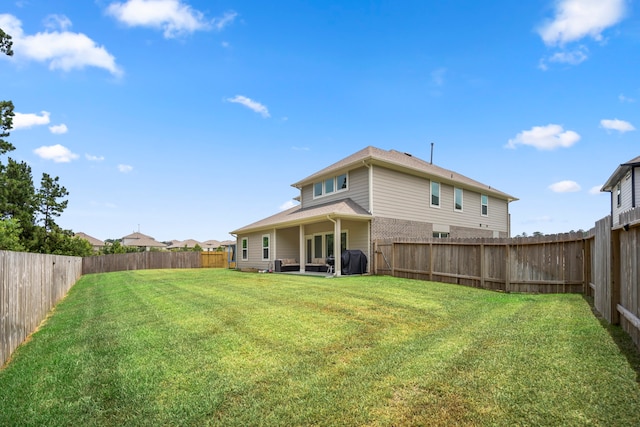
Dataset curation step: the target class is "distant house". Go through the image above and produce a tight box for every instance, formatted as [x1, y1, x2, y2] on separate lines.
[75, 232, 105, 251]
[231, 146, 517, 275]
[601, 155, 640, 227]
[166, 239, 202, 251]
[121, 232, 167, 251]
[202, 240, 221, 252]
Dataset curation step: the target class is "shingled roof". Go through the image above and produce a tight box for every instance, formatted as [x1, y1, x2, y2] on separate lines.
[291, 146, 517, 201]
[231, 198, 371, 234]
[602, 155, 640, 192]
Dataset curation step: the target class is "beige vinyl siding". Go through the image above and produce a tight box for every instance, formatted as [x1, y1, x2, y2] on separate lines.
[372, 166, 429, 220]
[236, 231, 273, 270]
[372, 166, 509, 233]
[301, 167, 369, 210]
[275, 227, 300, 260]
[613, 172, 635, 225]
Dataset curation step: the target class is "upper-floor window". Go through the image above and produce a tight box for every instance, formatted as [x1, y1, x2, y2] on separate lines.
[431, 181, 440, 207]
[241, 238, 248, 261]
[313, 173, 348, 198]
[262, 235, 270, 260]
[481, 194, 488, 216]
[616, 182, 621, 207]
[454, 187, 463, 211]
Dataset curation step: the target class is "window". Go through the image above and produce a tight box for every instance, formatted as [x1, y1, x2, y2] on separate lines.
[337, 173, 347, 190]
[481, 194, 488, 216]
[324, 178, 334, 194]
[241, 238, 248, 261]
[454, 188, 463, 211]
[262, 235, 270, 260]
[314, 235, 323, 258]
[433, 232, 449, 238]
[325, 232, 347, 258]
[431, 181, 440, 207]
[313, 173, 348, 198]
[616, 183, 621, 207]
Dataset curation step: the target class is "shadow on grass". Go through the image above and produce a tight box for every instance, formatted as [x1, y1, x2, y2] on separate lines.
[583, 294, 640, 383]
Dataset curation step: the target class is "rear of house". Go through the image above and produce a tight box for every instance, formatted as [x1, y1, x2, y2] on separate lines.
[231, 146, 517, 275]
[601, 155, 640, 226]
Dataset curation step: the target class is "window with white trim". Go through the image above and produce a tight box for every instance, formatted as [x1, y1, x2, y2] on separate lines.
[454, 187, 463, 211]
[616, 182, 621, 207]
[481, 194, 488, 216]
[313, 173, 348, 198]
[241, 238, 248, 261]
[433, 232, 449, 238]
[262, 235, 270, 260]
[431, 181, 440, 207]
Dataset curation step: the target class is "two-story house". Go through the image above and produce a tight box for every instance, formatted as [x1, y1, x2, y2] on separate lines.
[231, 146, 517, 275]
[601, 155, 640, 227]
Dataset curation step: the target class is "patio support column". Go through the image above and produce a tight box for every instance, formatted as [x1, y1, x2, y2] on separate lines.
[334, 218, 341, 276]
[299, 224, 305, 273]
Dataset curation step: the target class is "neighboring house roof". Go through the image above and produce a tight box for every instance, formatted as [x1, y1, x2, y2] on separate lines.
[122, 232, 167, 248]
[231, 198, 371, 234]
[167, 239, 201, 249]
[601, 155, 640, 192]
[219, 240, 236, 246]
[291, 146, 518, 202]
[75, 232, 105, 247]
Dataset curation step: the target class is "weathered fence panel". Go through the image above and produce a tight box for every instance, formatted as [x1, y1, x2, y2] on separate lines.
[616, 209, 640, 348]
[593, 216, 613, 322]
[1, 251, 82, 367]
[374, 233, 587, 293]
[82, 252, 201, 275]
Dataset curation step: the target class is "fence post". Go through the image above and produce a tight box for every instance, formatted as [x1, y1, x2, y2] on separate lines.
[480, 243, 485, 288]
[611, 228, 621, 324]
[505, 243, 510, 293]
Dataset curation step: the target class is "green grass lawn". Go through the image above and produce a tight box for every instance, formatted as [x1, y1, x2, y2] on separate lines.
[1, 269, 640, 426]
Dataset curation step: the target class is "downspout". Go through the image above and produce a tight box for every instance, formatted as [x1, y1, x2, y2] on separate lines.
[230, 233, 237, 269]
[326, 215, 340, 276]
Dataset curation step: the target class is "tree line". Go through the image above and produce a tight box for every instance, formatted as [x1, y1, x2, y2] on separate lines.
[0, 28, 93, 256]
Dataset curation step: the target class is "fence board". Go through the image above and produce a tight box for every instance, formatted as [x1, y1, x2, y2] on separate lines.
[0, 251, 82, 367]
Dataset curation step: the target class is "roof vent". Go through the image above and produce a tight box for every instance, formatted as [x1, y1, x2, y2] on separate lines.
[404, 152, 412, 157]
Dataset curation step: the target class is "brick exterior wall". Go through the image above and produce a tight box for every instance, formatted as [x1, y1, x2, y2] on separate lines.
[371, 217, 508, 240]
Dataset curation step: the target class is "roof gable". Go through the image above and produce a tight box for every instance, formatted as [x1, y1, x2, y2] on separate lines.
[602, 155, 640, 191]
[291, 146, 517, 201]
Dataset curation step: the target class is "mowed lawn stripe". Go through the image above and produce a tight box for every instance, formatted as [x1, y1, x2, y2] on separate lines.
[1, 269, 639, 426]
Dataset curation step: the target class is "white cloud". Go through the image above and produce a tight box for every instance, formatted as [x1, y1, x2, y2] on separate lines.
[227, 95, 270, 118]
[33, 144, 79, 163]
[506, 124, 580, 150]
[279, 200, 298, 211]
[548, 46, 588, 65]
[0, 14, 122, 76]
[600, 118, 635, 133]
[86, 153, 105, 161]
[13, 111, 50, 129]
[619, 94, 635, 103]
[549, 180, 581, 193]
[118, 164, 133, 173]
[43, 14, 72, 31]
[212, 11, 238, 31]
[589, 185, 603, 195]
[537, 0, 626, 46]
[49, 123, 68, 134]
[106, 1, 235, 38]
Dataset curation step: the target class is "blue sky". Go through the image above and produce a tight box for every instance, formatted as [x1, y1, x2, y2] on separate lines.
[1, 0, 638, 242]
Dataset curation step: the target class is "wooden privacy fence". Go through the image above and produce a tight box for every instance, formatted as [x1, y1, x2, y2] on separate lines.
[201, 251, 236, 269]
[82, 251, 201, 275]
[374, 232, 588, 294]
[1, 251, 83, 367]
[608, 209, 640, 349]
